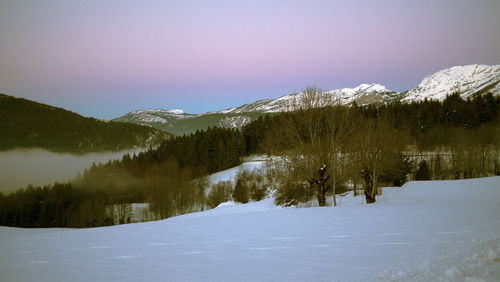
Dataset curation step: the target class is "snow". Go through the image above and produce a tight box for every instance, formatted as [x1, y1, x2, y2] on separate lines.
[217, 83, 393, 114]
[1, 176, 499, 281]
[402, 64, 500, 102]
[336, 83, 389, 95]
[208, 159, 266, 185]
[217, 116, 252, 128]
[118, 108, 193, 125]
[114, 65, 499, 132]
[166, 109, 184, 114]
[138, 115, 168, 123]
[131, 109, 184, 115]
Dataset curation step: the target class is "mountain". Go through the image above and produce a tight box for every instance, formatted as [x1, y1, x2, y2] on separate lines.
[113, 109, 263, 136]
[114, 64, 500, 135]
[0, 94, 171, 153]
[113, 83, 396, 135]
[220, 83, 396, 114]
[401, 64, 500, 102]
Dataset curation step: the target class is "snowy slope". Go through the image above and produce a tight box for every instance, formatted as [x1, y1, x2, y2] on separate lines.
[116, 64, 500, 128]
[402, 64, 500, 102]
[114, 108, 194, 126]
[112, 108, 262, 135]
[219, 83, 395, 114]
[112, 64, 500, 135]
[1, 176, 499, 282]
[208, 158, 266, 185]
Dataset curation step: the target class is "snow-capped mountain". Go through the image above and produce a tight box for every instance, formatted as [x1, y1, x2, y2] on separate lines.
[121, 108, 191, 124]
[112, 83, 395, 135]
[112, 108, 262, 135]
[113, 64, 499, 135]
[113, 108, 194, 128]
[218, 83, 396, 114]
[402, 64, 500, 101]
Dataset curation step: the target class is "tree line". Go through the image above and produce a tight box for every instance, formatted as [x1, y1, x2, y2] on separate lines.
[243, 89, 499, 205]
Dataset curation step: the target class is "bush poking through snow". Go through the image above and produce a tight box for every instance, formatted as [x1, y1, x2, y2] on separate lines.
[250, 182, 267, 202]
[274, 179, 314, 207]
[207, 181, 233, 208]
[232, 179, 249, 204]
[233, 169, 268, 203]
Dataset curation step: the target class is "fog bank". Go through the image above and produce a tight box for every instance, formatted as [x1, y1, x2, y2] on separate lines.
[0, 148, 144, 194]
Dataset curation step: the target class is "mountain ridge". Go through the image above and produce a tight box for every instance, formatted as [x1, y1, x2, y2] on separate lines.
[114, 64, 500, 135]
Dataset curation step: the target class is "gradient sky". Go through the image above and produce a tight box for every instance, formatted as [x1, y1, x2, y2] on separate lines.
[1, 0, 499, 119]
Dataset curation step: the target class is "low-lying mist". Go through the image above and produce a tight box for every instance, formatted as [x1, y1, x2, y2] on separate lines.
[0, 148, 144, 194]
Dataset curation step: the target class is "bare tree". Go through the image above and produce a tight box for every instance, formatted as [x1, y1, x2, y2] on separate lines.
[325, 105, 355, 206]
[268, 86, 334, 206]
[350, 118, 407, 203]
[290, 86, 332, 112]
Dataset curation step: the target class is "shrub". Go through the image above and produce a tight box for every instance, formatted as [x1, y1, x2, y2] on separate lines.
[380, 152, 413, 186]
[274, 179, 314, 207]
[415, 160, 431, 180]
[234, 169, 268, 203]
[250, 182, 267, 201]
[232, 179, 249, 203]
[207, 181, 233, 208]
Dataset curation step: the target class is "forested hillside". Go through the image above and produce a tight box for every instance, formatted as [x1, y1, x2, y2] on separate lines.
[1, 92, 499, 227]
[243, 93, 500, 154]
[0, 127, 243, 227]
[0, 94, 170, 153]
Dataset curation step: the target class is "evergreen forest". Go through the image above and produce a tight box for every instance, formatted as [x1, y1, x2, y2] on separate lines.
[0, 94, 170, 153]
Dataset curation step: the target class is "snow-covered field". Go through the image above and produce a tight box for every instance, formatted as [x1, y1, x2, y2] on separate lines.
[1, 177, 499, 282]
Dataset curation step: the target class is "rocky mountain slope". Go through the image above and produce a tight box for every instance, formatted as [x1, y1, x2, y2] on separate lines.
[114, 64, 499, 135]
[402, 64, 500, 101]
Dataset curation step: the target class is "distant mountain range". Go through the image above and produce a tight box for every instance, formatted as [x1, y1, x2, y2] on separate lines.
[0, 94, 171, 153]
[4, 64, 497, 150]
[112, 64, 498, 135]
[112, 83, 399, 135]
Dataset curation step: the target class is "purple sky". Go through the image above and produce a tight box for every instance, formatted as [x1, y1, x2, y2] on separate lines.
[1, 0, 499, 119]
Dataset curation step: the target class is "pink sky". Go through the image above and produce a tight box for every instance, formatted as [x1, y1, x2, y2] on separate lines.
[0, 0, 499, 119]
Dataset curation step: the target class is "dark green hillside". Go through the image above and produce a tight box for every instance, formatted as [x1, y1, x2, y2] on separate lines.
[0, 94, 171, 153]
[113, 111, 267, 136]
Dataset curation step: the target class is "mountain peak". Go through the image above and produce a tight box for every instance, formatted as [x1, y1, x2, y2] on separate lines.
[166, 109, 184, 114]
[130, 108, 186, 115]
[402, 64, 500, 101]
[113, 64, 500, 136]
[353, 83, 389, 92]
